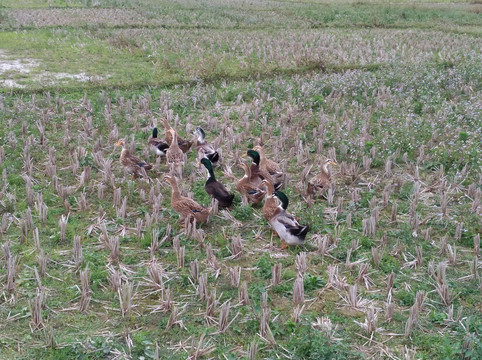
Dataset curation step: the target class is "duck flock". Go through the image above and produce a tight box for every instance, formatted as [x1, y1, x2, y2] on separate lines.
[116, 119, 337, 249]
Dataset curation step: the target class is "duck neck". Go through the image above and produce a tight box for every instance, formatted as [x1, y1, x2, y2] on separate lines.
[275, 191, 289, 210]
[247, 150, 260, 166]
[265, 181, 275, 196]
[162, 119, 171, 131]
[257, 148, 266, 163]
[243, 165, 251, 179]
[204, 163, 216, 182]
[196, 128, 206, 144]
[322, 162, 330, 176]
[170, 132, 180, 149]
[169, 180, 181, 199]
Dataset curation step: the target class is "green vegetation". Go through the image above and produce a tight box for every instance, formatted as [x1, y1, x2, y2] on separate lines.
[0, 0, 481, 359]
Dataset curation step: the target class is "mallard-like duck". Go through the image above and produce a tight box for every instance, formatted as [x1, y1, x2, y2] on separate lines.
[148, 127, 169, 157]
[307, 158, 337, 197]
[164, 174, 211, 223]
[236, 162, 266, 205]
[161, 118, 192, 153]
[115, 139, 152, 177]
[194, 127, 219, 166]
[260, 179, 309, 249]
[166, 129, 185, 178]
[253, 145, 285, 189]
[200, 158, 234, 208]
[245, 150, 271, 185]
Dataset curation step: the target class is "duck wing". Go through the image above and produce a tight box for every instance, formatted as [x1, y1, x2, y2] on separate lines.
[124, 154, 152, 170]
[206, 180, 231, 198]
[175, 197, 207, 213]
[149, 138, 169, 152]
[197, 142, 219, 164]
[273, 211, 309, 239]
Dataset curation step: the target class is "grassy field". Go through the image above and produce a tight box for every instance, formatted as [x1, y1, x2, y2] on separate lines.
[0, 0, 481, 359]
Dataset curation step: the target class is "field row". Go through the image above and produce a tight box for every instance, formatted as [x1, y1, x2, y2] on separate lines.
[1, 1, 481, 31]
[1, 27, 481, 89]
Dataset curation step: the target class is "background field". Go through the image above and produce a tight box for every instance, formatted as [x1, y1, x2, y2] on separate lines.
[0, 1, 481, 359]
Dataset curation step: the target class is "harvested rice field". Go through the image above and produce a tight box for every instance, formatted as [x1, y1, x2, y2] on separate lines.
[0, 1, 481, 359]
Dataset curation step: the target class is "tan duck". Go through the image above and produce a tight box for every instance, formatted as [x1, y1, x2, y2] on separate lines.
[164, 175, 211, 223]
[148, 127, 169, 157]
[253, 145, 285, 189]
[161, 118, 192, 153]
[115, 139, 152, 177]
[236, 162, 266, 205]
[194, 127, 219, 166]
[260, 179, 309, 249]
[307, 158, 337, 197]
[260, 179, 279, 222]
[166, 129, 185, 178]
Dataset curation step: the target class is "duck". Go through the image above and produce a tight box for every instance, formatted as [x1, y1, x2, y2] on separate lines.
[259, 179, 279, 222]
[164, 174, 211, 223]
[161, 118, 193, 153]
[253, 145, 285, 189]
[236, 162, 266, 205]
[194, 127, 219, 166]
[307, 158, 337, 197]
[148, 127, 169, 157]
[260, 179, 309, 249]
[245, 149, 273, 187]
[200, 158, 234, 208]
[166, 129, 185, 178]
[115, 139, 152, 178]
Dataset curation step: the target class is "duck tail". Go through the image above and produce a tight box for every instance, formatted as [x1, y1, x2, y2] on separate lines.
[208, 151, 219, 164]
[291, 225, 310, 240]
[274, 181, 283, 191]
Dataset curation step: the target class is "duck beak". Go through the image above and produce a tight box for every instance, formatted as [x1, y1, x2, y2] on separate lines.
[330, 161, 338, 166]
[115, 140, 122, 147]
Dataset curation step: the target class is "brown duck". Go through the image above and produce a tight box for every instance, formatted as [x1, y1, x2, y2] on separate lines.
[253, 145, 285, 189]
[307, 158, 337, 197]
[166, 129, 185, 178]
[115, 139, 152, 177]
[164, 175, 211, 223]
[236, 162, 266, 205]
[161, 118, 192, 153]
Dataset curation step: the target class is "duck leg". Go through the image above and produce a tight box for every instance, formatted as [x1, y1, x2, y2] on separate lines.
[280, 239, 289, 250]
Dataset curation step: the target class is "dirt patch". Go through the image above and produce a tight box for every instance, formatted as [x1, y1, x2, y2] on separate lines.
[0, 50, 106, 88]
[0, 57, 37, 72]
[0, 51, 38, 88]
